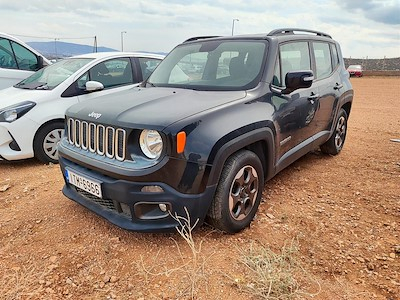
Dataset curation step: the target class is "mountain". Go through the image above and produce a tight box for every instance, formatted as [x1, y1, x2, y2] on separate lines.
[27, 41, 117, 59]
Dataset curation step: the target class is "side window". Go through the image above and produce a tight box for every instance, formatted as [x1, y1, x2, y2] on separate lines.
[10, 41, 39, 71]
[89, 58, 133, 89]
[273, 57, 281, 86]
[77, 72, 89, 89]
[138, 57, 161, 80]
[0, 38, 17, 69]
[330, 43, 339, 70]
[313, 42, 333, 79]
[274, 42, 311, 87]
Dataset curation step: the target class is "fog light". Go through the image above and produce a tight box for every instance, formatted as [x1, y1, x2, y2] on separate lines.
[141, 185, 164, 193]
[159, 203, 168, 212]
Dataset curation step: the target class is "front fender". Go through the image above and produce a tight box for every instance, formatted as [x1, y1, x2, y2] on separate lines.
[206, 124, 276, 187]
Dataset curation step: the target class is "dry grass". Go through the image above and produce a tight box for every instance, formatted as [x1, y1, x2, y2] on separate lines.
[235, 239, 320, 300]
[171, 207, 210, 299]
[134, 207, 211, 299]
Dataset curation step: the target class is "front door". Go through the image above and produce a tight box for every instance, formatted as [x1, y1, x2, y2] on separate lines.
[272, 41, 320, 161]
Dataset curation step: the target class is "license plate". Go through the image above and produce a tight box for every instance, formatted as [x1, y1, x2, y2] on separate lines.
[65, 168, 102, 198]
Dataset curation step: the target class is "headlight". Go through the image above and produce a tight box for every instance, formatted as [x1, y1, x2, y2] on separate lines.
[139, 129, 163, 159]
[0, 101, 36, 122]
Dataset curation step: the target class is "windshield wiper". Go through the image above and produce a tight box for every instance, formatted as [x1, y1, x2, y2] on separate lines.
[145, 81, 156, 88]
[35, 83, 49, 90]
[14, 82, 48, 90]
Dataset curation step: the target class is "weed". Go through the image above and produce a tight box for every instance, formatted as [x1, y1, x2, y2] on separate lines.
[235, 239, 320, 299]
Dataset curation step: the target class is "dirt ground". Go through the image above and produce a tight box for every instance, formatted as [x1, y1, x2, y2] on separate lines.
[0, 77, 399, 300]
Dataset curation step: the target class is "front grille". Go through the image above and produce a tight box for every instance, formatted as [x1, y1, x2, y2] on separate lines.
[74, 187, 132, 219]
[67, 118, 126, 161]
[76, 187, 115, 210]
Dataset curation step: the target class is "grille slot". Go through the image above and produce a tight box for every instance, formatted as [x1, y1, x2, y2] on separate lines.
[67, 118, 126, 161]
[76, 187, 115, 210]
[75, 187, 131, 219]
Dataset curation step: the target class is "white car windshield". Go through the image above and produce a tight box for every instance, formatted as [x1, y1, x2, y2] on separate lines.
[148, 40, 267, 91]
[14, 58, 94, 90]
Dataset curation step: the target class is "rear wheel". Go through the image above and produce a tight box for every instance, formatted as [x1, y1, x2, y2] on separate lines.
[207, 150, 264, 233]
[320, 108, 348, 155]
[33, 122, 64, 164]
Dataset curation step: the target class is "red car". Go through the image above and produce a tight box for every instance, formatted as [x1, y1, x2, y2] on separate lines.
[347, 65, 363, 77]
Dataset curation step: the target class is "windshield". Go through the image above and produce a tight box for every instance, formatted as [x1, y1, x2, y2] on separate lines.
[15, 58, 94, 90]
[148, 40, 267, 91]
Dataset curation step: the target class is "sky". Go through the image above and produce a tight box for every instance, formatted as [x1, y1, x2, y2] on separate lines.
[0, 0, 399, 59]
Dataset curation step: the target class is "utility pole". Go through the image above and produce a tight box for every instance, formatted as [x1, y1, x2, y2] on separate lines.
[231, 19, 239, 36]
[121, 31, 127, 51]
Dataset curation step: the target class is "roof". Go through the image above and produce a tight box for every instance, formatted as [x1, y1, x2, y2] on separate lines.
[183, 28, 334, 44]
[71, 52, 165, 60]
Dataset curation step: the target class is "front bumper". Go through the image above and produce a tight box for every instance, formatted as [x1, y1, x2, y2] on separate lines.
[0, 118, 38, 160]
[59, 156, 217, 232]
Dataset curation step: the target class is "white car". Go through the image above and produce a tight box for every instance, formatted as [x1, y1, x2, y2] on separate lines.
[0, 32, 51, 89]
[0, 52, 164, 163]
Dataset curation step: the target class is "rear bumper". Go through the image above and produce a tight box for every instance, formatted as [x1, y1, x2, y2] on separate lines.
[59, 156, 216, 232]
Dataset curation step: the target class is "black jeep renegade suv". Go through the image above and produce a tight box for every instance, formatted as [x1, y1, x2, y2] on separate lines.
[58, 28, 353, 233]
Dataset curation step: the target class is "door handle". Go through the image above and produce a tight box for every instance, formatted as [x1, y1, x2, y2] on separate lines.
[334, 83, 343, 90]
[308, 93, 320, 101]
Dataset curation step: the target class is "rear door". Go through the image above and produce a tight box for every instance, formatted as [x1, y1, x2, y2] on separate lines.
[310, 41, 341, 134]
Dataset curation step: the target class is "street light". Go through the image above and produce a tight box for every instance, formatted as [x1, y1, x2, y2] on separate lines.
[231, 19, 239, 36]
[121, 31, 127, 51]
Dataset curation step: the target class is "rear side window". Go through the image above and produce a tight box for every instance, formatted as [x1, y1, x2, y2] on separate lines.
[0, 38, 17, 69]
[138, 57, 162, 80]
[273, 41, 311, 87]
[330, 43, 339, 69]
[313, 42, 333, 79]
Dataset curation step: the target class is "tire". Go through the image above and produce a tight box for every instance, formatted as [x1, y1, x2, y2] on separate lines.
[33, 121, 64, 164]
[320, 108, 348, 155]
[207, 150, 264, 233]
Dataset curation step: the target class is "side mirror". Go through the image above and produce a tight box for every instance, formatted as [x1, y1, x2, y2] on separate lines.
[85, 81, 104, 92]
[282, 70, 314, 94]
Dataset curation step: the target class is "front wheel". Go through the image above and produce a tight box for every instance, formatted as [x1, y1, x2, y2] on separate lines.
[33, 122, 64, 164]
[320, 108, 348, 155]
[207, 150, 264, 233]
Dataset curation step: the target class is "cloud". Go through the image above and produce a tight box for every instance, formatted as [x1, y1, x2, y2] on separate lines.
[0, 0, 398, 58]
[338, 0, 400, 25]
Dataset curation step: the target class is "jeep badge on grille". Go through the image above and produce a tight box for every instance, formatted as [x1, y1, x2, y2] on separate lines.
[88, 112, 102, 119]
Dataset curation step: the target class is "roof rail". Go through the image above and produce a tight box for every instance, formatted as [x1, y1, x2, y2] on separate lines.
[183, 36, 221, 43]
[268, 28, 332, 39]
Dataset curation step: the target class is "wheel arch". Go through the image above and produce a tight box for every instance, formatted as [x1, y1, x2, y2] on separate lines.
[33, 118, 65, 147]
[341, 101, 352, 118]
[206, 125, 276, 188]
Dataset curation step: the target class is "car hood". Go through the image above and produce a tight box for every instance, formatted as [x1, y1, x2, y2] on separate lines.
[0, 86, 52, 109]
[67, 87, 246, 130]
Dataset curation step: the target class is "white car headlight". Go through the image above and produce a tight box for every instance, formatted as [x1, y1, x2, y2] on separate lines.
[139, 129, 163, 159]
[0, 101, 36, 122]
